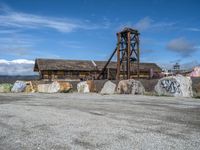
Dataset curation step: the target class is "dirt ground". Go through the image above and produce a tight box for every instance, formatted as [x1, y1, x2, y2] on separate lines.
[0, 93, 200, 150]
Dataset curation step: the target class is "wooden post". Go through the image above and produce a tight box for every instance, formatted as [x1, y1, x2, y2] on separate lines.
[116, 33, 121, 80]
[136, 35, 140, 79]
[127, 31, 131, 79]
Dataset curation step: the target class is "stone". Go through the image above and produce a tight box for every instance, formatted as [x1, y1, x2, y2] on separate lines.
[0, 84, 13, 93]
[47, 81, 60, 93]
[25, 85, 34, 93]
[100, 81, 116, 95]
[24, 81, 36, 93]
[11, 81, 27, 93]
[155, 75, 193, 97]
[57, 81, 73, 93]
[77, 81, 90, 93]
[37, 84, 50, 93]
[117, 79, 145, 95]
[37, 81, 72, 93]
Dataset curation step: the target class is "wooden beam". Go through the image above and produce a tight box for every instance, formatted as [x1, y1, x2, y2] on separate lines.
[127, 31, 131, 79]
[116, 33, 121, 80]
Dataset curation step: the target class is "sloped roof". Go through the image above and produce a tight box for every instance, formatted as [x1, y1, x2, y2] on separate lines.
[34, 58, 162, 72]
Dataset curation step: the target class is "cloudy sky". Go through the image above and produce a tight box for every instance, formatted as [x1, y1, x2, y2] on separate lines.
[0, 0, 200, 75]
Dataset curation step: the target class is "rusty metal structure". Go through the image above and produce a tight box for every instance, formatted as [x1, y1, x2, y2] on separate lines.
[98, 27, 140, 80]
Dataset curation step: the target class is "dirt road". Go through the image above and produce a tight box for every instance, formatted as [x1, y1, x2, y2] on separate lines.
[0, 93, 200, 150]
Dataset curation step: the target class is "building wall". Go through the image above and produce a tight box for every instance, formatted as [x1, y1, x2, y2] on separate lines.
[39, 69, 160, 80]
[40, 70, 98, 80]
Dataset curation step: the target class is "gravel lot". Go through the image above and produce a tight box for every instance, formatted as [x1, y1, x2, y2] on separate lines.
[0, 93, 200, 150]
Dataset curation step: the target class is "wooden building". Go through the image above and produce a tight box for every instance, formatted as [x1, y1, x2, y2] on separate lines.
[34, 58, 162, 80]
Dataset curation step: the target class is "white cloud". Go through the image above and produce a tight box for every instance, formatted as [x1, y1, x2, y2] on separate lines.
[134, 17, 176, 31]
[135, 17, 153, 31]
[0, 4, 100, 33]
[0, 29, 20, 34]
[0, 35, 36, 56]
[186, 27, 200, 32]
[166, 37, 197, 56]
[0, 59, 35, 75]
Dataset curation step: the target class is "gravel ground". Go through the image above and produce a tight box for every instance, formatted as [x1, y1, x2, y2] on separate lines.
[0, 93, 200, 150]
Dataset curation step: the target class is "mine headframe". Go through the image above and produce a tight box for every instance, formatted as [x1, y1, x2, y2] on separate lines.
[97, 27, 140, 80]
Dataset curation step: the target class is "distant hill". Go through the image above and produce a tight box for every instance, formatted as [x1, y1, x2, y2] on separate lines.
[0, 75, 39, 84]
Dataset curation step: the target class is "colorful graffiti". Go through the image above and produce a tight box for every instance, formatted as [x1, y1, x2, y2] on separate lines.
[161, 79, 181, 94]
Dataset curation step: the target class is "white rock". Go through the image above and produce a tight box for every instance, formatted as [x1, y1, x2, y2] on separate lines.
[100, 81, 116, 95]
[48, 81, 60, 93]
[37, 81, 71, 93]
[155, 75, 193, 97]
[117, 79, 145, 95]
[77, 81, 90, 93]
[11, 81, 26, 93]
[37, 84, 51, 93]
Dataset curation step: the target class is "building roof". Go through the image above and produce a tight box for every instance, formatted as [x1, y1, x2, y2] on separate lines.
[34, 58, 162, 72]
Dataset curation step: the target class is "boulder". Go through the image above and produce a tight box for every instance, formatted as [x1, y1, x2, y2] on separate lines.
[24, 81, 36, 93]
[117, 79, 145, 95]
[155, 75, 193, 97]
[37, 81, 73, 93]
[25, 85, 34, 93]
[57, 81, 73, 93]
[11, 81, 27, 93]
[100, 81, 116, 95]
[48, 81, 60, 93]
[37, 84, 50, 93]
[77, 81, 90, 93]
[0, 84, 13, 93]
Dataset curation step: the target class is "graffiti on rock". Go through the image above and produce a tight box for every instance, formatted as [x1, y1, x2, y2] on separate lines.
[161, 79, 181, 94]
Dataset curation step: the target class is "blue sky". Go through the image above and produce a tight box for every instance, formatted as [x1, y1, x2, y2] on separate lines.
[0, 0, 200, 75]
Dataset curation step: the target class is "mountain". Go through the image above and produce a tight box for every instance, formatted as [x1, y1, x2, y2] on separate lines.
[0, 75, 39, 84]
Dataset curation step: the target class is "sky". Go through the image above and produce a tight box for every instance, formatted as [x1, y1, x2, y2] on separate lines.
[0, 0, 200, 75]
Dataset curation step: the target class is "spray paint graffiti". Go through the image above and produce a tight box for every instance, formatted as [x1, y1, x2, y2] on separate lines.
[161, 79, 181, 94]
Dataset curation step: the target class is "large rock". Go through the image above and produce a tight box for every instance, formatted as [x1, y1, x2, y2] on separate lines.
[24, 81, 36, 93]
[155, 75, 193, 97]
[77, 80, 95, 93]
[37, 81, 72, 93]
[0, 84, 13, 93]
[57, 81, 73, 93]
[37, 84, 50, 93]
[11, 81, 27, 93]
[48, 81, 60, 93]
[100, 81, 116, 95]
[117, 79, 145, 95]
